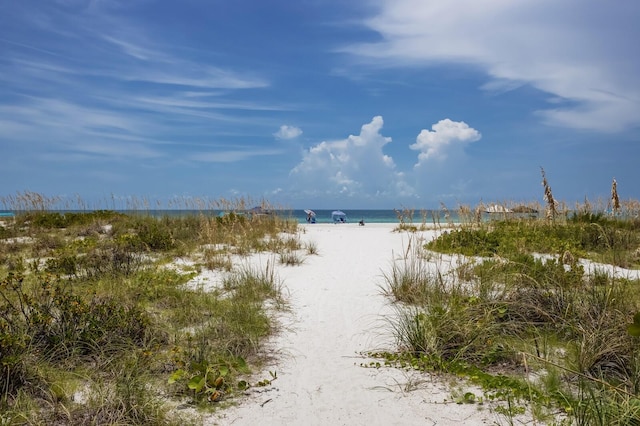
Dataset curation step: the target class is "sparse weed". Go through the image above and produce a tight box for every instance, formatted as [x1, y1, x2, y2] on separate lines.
[305, 240, 319, 255]
[203, 249, 233, 271]
[279, 250, 304, 266]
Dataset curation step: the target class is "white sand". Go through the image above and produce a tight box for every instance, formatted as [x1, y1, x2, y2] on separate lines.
[207, 223, 511, 425]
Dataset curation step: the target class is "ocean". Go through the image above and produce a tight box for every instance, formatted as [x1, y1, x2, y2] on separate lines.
[0, 209, 466, 224]
[291, 209, 461, 224]
[133, 209, 462, 224]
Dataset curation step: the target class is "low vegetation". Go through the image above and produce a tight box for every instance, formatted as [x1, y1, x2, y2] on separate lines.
[379, 202, 640, 424]
[0, 197, 303, 424]
[4, 178, 640, 425]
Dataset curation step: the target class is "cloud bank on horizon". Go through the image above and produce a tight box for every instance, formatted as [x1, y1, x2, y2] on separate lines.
[0, 0, 638, 209]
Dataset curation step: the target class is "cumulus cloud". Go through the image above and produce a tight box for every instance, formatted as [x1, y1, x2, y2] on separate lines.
[410, 119, 481, 165]
[289, 116, 412, 199]
[349, 0, 640, 132]
[405, 119, 483, 204]
[274, 125, 303, 140]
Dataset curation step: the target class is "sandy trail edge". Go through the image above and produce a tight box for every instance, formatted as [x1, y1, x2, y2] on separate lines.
[206, 223, 506, 426]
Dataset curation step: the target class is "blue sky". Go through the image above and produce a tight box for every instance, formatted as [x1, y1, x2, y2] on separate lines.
[1, 0, 639, 209]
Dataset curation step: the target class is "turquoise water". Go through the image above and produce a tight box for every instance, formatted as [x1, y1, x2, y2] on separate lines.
[292, 209, 460, 224]
[146, 209, 460, 224]
[0, 209, 464, 224]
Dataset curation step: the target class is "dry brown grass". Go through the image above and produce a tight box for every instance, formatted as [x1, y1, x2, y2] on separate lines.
[540, 167, 558, 221]
[611, 178, 621, 214]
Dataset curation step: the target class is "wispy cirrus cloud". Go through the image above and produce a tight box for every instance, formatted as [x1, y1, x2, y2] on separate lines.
[188, 148, 284, 163]
[0, 0, 276, 165]
[348, 0, 640, 132]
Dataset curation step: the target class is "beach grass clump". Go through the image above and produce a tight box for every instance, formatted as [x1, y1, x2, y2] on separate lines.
[278, 250, 304, 266]
[393, 207, 415, 226]
[203, 248, 233, 271]
[305, 240, 319, 255]
[388, 302, 512, 366]
[393, 206, 444, 232]
[380, 247, 443, 305]
[221, 261, 283, 309]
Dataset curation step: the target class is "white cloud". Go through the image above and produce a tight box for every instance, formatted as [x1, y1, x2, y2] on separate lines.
[289, 116, 413, 199]
[350, 0, 640, 132]
[410, 119, 481, 165]
[274, 125, 303, 140]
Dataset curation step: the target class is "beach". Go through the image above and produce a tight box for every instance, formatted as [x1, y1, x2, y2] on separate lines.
[205, 223, 515, 426]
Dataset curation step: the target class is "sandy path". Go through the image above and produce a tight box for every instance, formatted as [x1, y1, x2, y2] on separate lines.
[210, 224, 502, 425]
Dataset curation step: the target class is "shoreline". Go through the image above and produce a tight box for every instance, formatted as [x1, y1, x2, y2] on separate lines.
[299, 222, 457, 230]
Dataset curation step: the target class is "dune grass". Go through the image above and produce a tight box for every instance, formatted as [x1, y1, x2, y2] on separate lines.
[379, 208, 640, 424]
[4, 189, 640, 424]
[0, 198, 298, 424]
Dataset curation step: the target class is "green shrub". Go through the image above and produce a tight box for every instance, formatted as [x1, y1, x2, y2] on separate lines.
[83, 242, 144, 277]
[23, 210, 122, 229]
[136, 222, 174, 251]
[0, 273, 153, 398]
[45, 240, 144, 278]
[427, 217, 640, 268]
[428, 228, 500, 256]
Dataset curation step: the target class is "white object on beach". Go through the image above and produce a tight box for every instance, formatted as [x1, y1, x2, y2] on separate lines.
[484, 204, 512, 213]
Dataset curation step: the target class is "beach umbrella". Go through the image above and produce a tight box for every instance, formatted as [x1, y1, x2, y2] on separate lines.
[331, 210, 347, 223]
[304, 209, 316, 217]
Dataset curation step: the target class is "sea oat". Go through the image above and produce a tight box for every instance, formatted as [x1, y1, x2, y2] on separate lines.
[611, 178, 620, 214]
[540, 167, 557, 221]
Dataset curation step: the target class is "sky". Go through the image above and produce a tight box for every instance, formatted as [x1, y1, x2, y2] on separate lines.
[1, 0, 639, 209]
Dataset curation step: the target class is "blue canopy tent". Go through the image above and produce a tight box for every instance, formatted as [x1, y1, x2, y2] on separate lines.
[331, 210, 347, 223]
